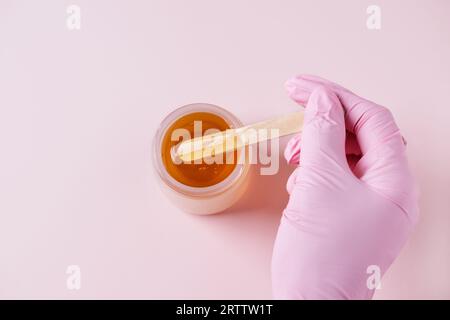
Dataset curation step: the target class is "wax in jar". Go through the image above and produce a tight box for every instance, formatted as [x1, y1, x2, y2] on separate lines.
[161, 112, 237, 187]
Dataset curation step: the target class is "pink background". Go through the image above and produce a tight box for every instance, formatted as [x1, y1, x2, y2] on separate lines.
[1, 0, 449, 299]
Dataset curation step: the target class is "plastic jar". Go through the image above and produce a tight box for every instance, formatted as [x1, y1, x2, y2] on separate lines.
[152, 103, 250, 215]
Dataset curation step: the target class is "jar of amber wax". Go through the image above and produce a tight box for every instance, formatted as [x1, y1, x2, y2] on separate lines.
[152, 103, 250, 215]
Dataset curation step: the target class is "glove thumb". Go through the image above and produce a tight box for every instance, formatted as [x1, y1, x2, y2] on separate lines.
[291, 85, 348, 171]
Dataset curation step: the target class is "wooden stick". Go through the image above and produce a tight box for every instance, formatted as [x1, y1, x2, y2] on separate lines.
[173, 111, 304, 163]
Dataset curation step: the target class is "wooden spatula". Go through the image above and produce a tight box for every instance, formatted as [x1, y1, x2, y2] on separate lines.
[172, 110, 304, 163]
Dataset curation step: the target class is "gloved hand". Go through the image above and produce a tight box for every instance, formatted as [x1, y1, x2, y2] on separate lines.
[271, 75, 419, 299]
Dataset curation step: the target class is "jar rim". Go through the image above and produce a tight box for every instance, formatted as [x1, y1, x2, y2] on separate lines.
[152, 103, 249, 198]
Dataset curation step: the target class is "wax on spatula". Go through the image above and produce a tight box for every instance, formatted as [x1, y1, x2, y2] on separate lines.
[173, 111, 304, 163]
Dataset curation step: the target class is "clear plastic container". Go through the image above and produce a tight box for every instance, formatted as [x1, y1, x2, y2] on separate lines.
[152, 103, 250, 215]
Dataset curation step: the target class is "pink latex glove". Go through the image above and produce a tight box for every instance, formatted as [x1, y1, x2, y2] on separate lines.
[271, 75, 419, 299]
